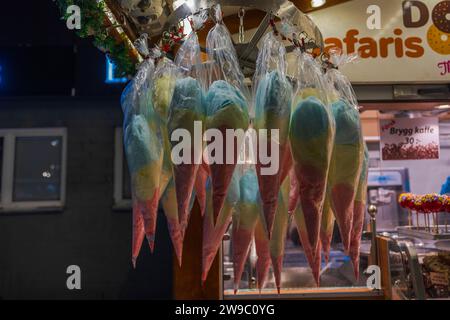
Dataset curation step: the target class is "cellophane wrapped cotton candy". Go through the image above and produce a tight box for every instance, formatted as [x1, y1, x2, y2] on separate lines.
[150, 51, 186, 265]
[121, 34, 163, 266]
[289, 48, 335, 286]
[324, 48, 364, 257]
[253, 31, 292, 240]
[232, 165, 261, 293]
[204, 5, 250, 222]
[168, 11, 208, 240]
[202, 169, 240, 285]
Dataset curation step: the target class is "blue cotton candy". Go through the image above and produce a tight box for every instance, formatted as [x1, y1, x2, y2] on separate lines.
[255, 71, 292, 119]
[332, 99, 361, 145]
[205, 80, 248, 116]
[290, 96, 330, 140]
[124, 114, 159, 173]
[240, 169, 261, 204]
[170, 77, 205, 115]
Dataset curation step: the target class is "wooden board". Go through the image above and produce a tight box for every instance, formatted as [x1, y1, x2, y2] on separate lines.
[173, 201, 222, 300]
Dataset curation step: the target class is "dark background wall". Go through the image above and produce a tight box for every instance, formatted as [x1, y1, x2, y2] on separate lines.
[0, 1, 173, 299]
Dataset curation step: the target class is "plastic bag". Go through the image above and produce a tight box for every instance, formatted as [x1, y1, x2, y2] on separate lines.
[121, 34, 163, 266]
[206, 5, 250, 103]
[326, 47, 359, 108]
[168, 12, 209, 238]
[175, 9, 209, 89]
[232, 165, 261, 293]
[289, 49, 335, 283]
[324, 48, 364, 255]
[204, 6, 250, 227]
[253, 30, 293, 239]
[168, 76, 206, 238]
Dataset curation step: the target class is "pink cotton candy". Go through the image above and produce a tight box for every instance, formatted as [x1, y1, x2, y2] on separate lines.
[331, 183, 355, 254]
[295, 163, 327, 255]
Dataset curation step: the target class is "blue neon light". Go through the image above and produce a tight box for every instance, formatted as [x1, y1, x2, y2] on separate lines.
[0, 65, 2, 85]
[105, 57, 127, 84]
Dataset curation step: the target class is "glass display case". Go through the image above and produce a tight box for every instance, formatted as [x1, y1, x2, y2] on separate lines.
[381, 231, 450, 300]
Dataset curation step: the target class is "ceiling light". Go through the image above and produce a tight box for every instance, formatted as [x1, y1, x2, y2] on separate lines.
[436, 104, 450, 110]
[311, 0, 326, 8]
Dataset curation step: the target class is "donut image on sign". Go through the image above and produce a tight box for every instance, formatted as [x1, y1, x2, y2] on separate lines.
[427, 24, 450, 55]
[432, 1, 450, 33]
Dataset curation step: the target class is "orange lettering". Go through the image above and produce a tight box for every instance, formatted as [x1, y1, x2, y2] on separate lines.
[394, 29, 404, 57]
[358, 37, 378, 58]
[343, 29, 359, 54]
[405, 37, 424, 58]
[379, 37, 394, 58]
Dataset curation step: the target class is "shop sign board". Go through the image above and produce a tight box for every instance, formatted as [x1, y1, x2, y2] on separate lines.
[379, 117, 440, 160]
[309, 0, 450, 83]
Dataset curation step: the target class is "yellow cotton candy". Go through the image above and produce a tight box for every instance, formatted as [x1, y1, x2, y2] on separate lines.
[133, 156, 163, 200]
[154, 75, 176, 120]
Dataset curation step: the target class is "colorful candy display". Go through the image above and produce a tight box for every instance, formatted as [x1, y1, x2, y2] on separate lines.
[398, 193, 449, 234]
[120, 9, 372, 293]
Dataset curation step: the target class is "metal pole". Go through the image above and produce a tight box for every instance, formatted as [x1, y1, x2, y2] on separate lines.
[368, 204, 378, 265]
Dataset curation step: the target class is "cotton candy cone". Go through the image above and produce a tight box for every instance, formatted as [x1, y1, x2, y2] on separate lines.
[232, 168, 261, 292]
[202, 172, 240, 284]
[254, 71, 292, 239]
[328, 99, 364, 254]
[125, 115, 164, 254]
[168, 77, 206, 237]
[254, 218, 271, 292]
[160, 178, 184, 266]
[269, 178, 290, 293]
[350, 145, 369, 280]
[289, 96, 334, 256]
[205, 81, 249, 222]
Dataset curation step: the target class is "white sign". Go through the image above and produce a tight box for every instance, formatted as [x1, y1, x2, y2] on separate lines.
[380, 117, 440, 160]
[309, 0, 450, 83]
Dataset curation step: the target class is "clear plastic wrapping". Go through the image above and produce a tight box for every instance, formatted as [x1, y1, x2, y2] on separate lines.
[232, 165, 261, 293]
[324, 47, 364, 264]
[121, 34, 163, 265]
[325, 47, 359, 109]
[206, 5, 250, 103]
[174, 9, 209, 88]
[289, 48, 335, 285]
[201, 5, 250, 283]
[167, 11, 209, 240]
[253, 30, 292, 240]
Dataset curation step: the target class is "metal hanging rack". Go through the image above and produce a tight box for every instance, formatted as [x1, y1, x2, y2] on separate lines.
[106, 0, 324, 76]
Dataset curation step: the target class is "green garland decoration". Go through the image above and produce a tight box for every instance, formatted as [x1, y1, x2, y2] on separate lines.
[56, 0, 135, 77]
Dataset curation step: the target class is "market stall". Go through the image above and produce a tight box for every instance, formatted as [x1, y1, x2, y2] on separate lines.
[53, 0, 444, 300]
